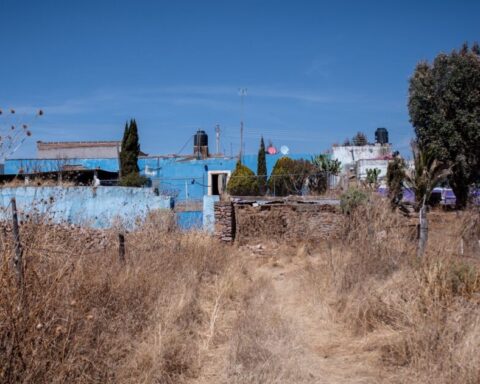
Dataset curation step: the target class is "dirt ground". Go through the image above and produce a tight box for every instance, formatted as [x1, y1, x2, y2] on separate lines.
[193, 241, 392, 384]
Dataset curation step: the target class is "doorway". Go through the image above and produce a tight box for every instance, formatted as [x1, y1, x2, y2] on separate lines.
[208, 171, 230, 195]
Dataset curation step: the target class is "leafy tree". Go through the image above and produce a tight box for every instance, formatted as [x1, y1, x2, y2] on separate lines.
[227, 162, 259, 196]
[408, 42, 480, 208]
[257, 137, 267, 195]
[352, 132, 368, 146]
[268, 157, 313, 196]
[119, 119, 146, 187]
[386, 156, 406, 207]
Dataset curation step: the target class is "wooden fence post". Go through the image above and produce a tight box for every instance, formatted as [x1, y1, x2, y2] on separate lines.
[11, 198, 24, 287]
[417, 201, 428, 258]
[118, 233, 126, 264]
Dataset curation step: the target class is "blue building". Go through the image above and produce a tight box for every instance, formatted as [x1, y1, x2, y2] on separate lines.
[3, 138, 315, 230]
[4, 152, 312, 201]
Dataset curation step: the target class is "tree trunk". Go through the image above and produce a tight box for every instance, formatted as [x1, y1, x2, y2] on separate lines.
[450, 174, 469, 209]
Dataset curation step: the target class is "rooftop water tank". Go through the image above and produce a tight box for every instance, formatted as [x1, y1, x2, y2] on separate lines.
[194, 130, 208, 147]
[375, 127, 389, 145]
[193, 130, 209, 158]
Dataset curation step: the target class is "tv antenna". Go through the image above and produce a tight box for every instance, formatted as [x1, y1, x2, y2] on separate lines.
[238, 88, 247, 162]
[215, 123, 220, 154]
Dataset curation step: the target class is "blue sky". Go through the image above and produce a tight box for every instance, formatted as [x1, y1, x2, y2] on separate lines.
[1, 0, 479, 158]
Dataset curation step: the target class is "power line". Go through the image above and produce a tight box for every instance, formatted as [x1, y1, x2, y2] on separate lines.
[176, 134, 193, 155]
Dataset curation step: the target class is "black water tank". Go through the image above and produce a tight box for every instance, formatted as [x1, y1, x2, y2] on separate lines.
[375, 127, 389, 144]
[194, 130, 208, 147]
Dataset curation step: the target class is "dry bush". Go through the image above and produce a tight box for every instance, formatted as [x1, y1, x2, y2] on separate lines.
[306, 198, 480, 383]
[0, 178, 76, 188]
[458, 208, 480, 255]
[338, 196, 416, 291]
[0, 214, 231, 384]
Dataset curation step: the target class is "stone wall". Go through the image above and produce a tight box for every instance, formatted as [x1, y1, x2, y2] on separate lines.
[214, 201, 235, 242]
[234, 203, 343, 244]
[214, 198, 343, 243]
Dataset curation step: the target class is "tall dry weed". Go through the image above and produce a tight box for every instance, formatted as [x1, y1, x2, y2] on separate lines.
[0, 214, 231, 384]
[306, 198, 480, 383]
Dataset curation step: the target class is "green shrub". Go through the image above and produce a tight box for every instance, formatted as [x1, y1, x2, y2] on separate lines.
[227, 162, 259, 196]
[268, 157, 312, 196]
[340, 188, 368, 214]
[119, 173, 148, 187]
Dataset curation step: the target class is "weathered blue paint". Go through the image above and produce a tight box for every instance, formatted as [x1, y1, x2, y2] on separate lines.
[0, 186, 172, 229]
[4, 153, 313, 201]
[203, 195, 220, 233]
[176, 211, 203, 230]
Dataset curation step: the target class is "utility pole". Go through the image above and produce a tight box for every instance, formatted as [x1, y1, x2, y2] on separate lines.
[239, 88, 247, 163]
[215, 124, 220, 154]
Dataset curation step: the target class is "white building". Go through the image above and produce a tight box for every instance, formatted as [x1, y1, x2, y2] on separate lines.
[331, 144, 392, 175]
[356, 159, 390, 181]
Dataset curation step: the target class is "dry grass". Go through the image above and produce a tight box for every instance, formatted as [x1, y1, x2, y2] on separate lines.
[1, 198, 479, 384]
[304, 197, 480, 383]
[225, 277, 309, 383]
[0, 178, 76, 188]
[0, 213, 232, 383]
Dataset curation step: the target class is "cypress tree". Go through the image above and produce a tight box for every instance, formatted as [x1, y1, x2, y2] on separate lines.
[119, 121, 130, 177]
[257, 136, 267, 195]
[119, 119, 145, 186]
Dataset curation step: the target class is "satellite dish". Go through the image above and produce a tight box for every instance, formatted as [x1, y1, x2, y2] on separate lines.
[280, 145, 289, 155]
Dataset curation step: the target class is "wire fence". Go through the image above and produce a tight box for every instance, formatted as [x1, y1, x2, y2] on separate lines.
[151, 171, 342, 202]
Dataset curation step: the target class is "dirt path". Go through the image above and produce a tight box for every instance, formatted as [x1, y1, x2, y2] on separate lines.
[195, 244, 389, 384]
[260, 252, 385, 383]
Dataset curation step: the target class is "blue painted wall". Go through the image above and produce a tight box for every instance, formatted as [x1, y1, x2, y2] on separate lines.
[4, 153, 313, 201]
[202, 195, 220, 233]
[0, 186, 172, 229]
[176, 211, 203, 230]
